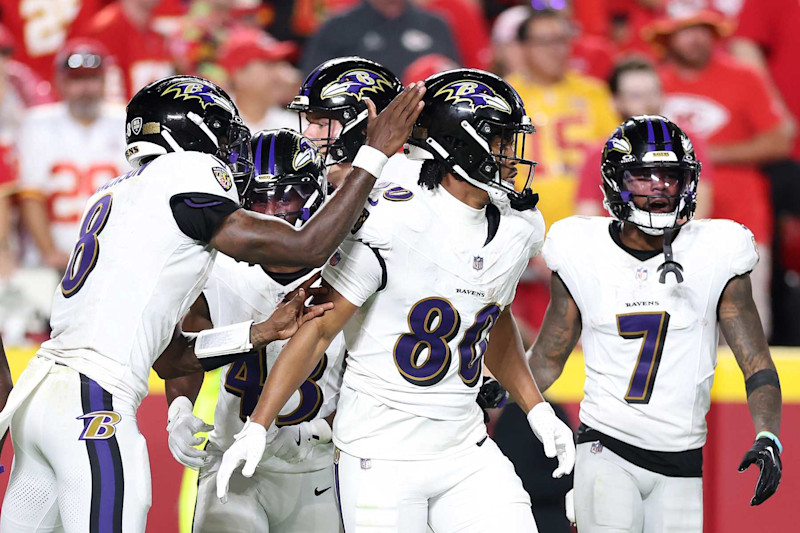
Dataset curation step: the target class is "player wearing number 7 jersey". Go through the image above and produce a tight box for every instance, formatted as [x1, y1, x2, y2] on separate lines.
[216, 69, 576, 532]
[0, 75, 425, 532]
[529, 116, 783, 532]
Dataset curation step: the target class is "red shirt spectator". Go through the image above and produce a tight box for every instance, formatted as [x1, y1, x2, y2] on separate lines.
[73, 0, 174, 100]
[659, 53, 783, 243]
[420, 0, 492, 70]
[0, 0, 102, 83]
[735, 0, 800, 158]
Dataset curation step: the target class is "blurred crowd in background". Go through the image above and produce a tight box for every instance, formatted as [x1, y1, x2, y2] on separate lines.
[0, 0, 799, 347]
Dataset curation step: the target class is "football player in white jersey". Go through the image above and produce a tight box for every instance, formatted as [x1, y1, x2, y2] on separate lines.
[217, 69, 576, 532]
[164, 129, 346, 532]
[528, 116, 783, 532]
[0, 75, 425, 532]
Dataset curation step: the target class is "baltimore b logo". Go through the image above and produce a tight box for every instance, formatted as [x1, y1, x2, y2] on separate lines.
[78, 410, 122, 440]
[434, 80, 513, 114]
[320, 69, 394, 101]
[161, 80, 235, 113]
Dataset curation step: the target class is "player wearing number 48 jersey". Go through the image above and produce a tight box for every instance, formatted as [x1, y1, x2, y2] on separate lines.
[0, 75, 425, 532]
[217, 69, 576, 532]
[529, 116, 783, 533]
[164, 129, 346, 533]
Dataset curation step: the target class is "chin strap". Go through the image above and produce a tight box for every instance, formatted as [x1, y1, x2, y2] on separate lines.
[657, 228, 684, 284]
[509, 189, 539, 211]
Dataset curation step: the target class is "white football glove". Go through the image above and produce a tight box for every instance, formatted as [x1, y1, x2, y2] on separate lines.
[268, 419, 333, 464]
[216, 418, 271, 503]
[527, 402, 576, 478]
[166, 396, 214, 470]
[565, 488, 575, 525]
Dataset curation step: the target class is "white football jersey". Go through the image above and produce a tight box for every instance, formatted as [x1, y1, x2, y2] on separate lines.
[543, 217, 759, 451]
[38, 151, 240, 406]
[17, 103, 129, 260]
[323, 183, 545, 460]
[205, 254, 346, 474]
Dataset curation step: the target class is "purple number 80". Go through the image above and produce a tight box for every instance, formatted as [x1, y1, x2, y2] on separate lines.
[61, 194, 113, 298]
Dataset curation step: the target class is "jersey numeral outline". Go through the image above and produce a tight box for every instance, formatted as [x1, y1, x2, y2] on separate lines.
[224, 348, 328, 426]
[394, 297, 501, 387]
[61, 194, 113, 297]
[617, 311, 670, 404]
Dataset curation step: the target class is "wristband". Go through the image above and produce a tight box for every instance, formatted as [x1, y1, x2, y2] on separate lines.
[352, 145, 389, 178]
[756, 431, 783, 453]
[195, 320, 254, 359]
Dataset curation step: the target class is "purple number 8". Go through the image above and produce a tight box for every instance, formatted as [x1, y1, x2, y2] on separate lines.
[61, 194, 113, 297]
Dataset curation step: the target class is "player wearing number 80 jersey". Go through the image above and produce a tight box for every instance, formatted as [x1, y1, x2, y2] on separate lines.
[529, 116, 783, 532]
[217, 70, 576, 532]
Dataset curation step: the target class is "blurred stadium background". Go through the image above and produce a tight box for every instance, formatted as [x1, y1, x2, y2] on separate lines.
[0, 0, 797, 530]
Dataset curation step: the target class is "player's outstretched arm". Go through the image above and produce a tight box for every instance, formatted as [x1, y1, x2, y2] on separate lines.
[527, 272, 582, 392]
[485, 307, 575, 478]
[215, 282, 358, 502]
[719, 273, 783, 506]
[210, 84, 426, 269]
[154, 277, 333, 379]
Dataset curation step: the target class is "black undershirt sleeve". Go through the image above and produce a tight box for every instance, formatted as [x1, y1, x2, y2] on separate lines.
[170, 193, 240, 243]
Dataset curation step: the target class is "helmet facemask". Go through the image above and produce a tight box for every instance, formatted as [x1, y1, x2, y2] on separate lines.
[603, 164, 698, 236]
[245, 175, 325, 228]
[419, 115, 537, 206]
[289, 97, 366, 166]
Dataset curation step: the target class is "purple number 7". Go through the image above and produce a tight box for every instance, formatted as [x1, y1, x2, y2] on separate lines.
[617, 311, 670, 404]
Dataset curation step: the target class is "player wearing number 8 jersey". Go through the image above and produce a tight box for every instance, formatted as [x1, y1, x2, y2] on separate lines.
[0, 75, 425, 532]
[529, 116, 783, 532]
[217, 69, 576, 532]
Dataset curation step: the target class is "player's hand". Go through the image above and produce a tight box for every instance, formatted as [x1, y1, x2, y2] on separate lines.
[216, 418, 270, 503]
[738, 436, 782, 505]
[565, 488, 575, 525]
[365, 82, 426, 157]
[166, 396, 213, 470]
[267, 419, 332, 464]
[527, 402, 576, 478]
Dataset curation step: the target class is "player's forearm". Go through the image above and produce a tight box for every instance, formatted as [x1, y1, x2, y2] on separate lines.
[708, 125, 792, 165]
[165, 372, 204, 405]
[250, 320, 334, 428]
[527, 275, 581, 392]
[20, 198, 58, 256]
[747, 384, 782, 436]
[153, 326, 204, 379]
[484, 311, 544, 413]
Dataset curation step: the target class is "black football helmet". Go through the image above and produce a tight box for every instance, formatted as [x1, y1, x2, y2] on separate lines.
[288, 57, 402, 164]
[245, 129, 326, 228]
[125, 75, 253, 195]
[406, 68, 537, 208]
[601, 115, 701, 235]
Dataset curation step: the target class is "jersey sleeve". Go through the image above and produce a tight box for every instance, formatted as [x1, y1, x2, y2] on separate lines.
[542, 219, 566, 272]
[322, 237, 385, 307]
[728, 223, 760, 277]
[162, 153, 241, 242]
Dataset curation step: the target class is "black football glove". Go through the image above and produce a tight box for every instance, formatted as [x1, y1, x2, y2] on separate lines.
[477, 377, 508, 423]
[738, 436, 782, 506]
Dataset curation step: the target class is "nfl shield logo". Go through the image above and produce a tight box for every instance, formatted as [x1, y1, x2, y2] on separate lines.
[473, 256, 484, 271]
[329, 251, 341, 266]
[131, 117, 142, 135]
[591, 441, 603, 454]
[635, 267, 648, 281]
